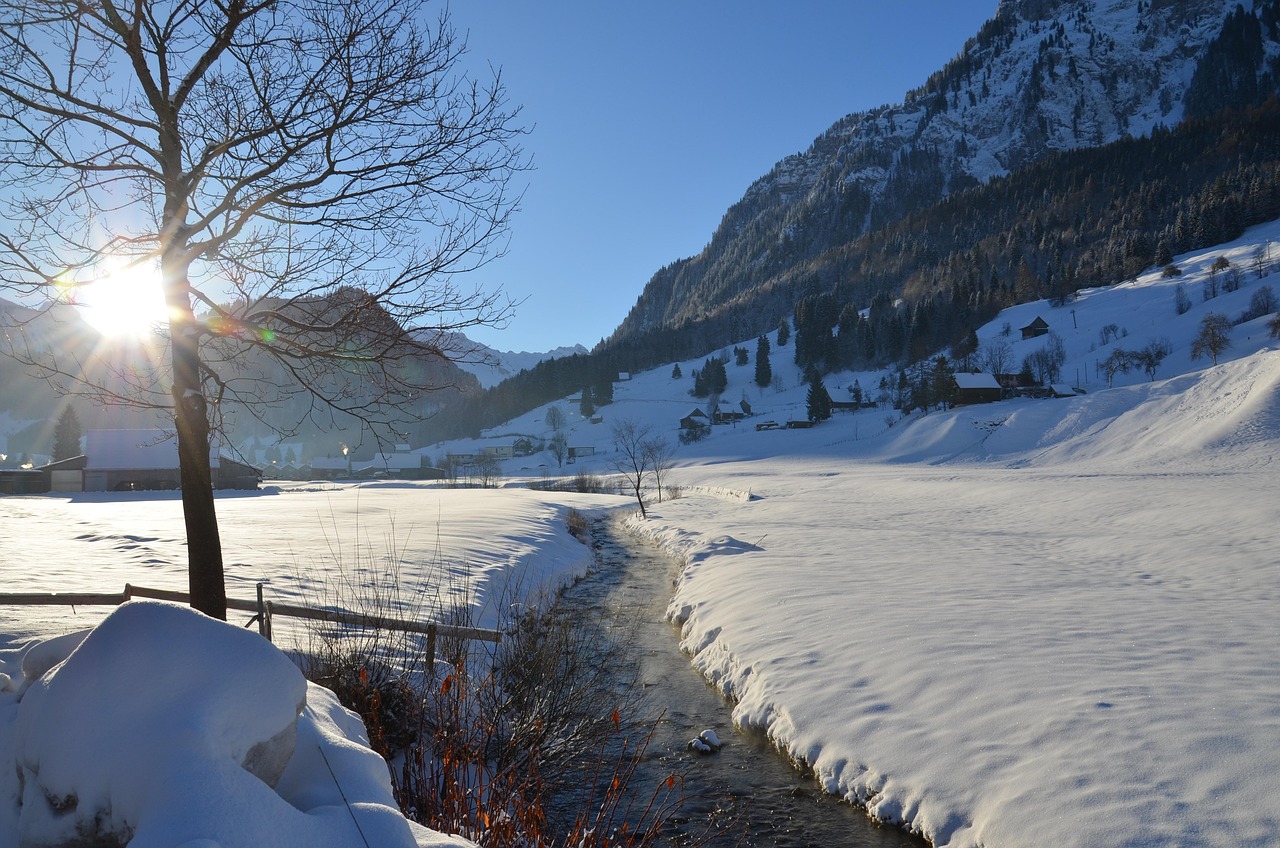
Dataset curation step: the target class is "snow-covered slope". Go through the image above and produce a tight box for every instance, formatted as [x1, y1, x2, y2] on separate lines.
[426, 217, 1280, 848]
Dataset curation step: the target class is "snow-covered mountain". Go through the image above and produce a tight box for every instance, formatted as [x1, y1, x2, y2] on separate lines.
[613, 0, 1280, 341]
[451, 336, 589, 389]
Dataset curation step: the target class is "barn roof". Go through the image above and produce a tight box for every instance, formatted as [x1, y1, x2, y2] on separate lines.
[84, 429, 219, 470]
[954, 373, 1002, 390]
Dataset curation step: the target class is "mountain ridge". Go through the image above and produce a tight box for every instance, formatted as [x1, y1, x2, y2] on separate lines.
[610, 0, 1278, 344]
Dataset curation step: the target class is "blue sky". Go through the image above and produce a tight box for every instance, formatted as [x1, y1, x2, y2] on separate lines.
[450, 2, 998, 353]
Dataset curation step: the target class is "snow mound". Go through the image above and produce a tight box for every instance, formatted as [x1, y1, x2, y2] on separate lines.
[6, 601, 435, 848]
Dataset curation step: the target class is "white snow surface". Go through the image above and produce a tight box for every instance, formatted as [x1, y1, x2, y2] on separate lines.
[2, 219, 1280, 846]
[0, 487, 623, 847]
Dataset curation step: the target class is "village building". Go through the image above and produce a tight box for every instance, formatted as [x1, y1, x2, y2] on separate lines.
[35, 429, 260, 492]
[1020, 316, 1050, 340]
[679, 407, 710, 430]
[953, 373, 1004, 405]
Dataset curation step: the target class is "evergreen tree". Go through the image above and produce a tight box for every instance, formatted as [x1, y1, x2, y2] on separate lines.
[777, 317, 790, 347]
[671, 363, 682, 379]
[51, 405, 82, 461]
[805, 370, 832, 423]
[930, 356, 957, 410]
[593, 375, 614, 406]
[754, 335, 772, 388]
[580, 385, 595, 418]
[698, 356, 728, 396]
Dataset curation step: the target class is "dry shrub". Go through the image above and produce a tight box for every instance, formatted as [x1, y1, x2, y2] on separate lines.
[297, 550, 708, 847]
[566, 507, 590, 541]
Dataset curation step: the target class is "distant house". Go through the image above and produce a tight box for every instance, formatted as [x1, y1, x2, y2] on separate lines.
[482, 444, 515, 459]
[217, 457, 263, 490]
[308, 457, 351, 479]
[567, 445, 595, 462]
[1050, 384, 1082, 398]
[679, 408, 710, 430]
[512, 437, 534, 457]
[0, 468, 47, 495]
[63, 430, 259, 491]
[1020, 316, 1050, 340]
[953, 373, 1003, 405]
[44, 455, 88, 492]
[360, 450, 432, 479]
[739, 399, 753, 416]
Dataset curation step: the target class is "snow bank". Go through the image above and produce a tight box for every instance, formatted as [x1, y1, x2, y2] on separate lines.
[625, 351, 1280, 847]
[1, 601, 467, 848]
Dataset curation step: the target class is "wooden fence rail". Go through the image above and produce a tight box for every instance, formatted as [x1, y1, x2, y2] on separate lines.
[0, 583, 502, 658]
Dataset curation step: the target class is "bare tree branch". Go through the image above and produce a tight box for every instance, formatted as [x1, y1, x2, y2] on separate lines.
[0, 0, 527, 617]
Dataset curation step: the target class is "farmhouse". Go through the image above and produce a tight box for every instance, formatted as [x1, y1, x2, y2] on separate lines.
[39, 429, 260, 492]
[1020, 316, 1050, 339]
[953, 373, 1004, 405]
[679, 408, 710, 430]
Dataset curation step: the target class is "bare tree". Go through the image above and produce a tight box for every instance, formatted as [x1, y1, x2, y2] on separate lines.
[609, 419, 654, 518]
[980, 339, 1013, 377]
[1138, 339, 1171, 381]
[0, 0, 525, 617]
[547, 431, 567, 469]
[641, 434, 675, 503]
[474, 453, 502, 489]
[544, 405, 566, 433]
[1190, 313, 1232, 366]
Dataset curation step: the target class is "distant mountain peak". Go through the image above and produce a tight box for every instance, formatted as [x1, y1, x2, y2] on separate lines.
[450, 336, 589, 389]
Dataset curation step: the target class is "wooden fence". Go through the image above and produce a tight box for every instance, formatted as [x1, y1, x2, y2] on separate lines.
[0, 583, 502, 659]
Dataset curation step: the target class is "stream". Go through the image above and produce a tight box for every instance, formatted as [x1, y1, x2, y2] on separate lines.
[556, 515, 927, 847]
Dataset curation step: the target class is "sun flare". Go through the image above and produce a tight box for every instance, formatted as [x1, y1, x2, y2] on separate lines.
[77, 260, 170, 339]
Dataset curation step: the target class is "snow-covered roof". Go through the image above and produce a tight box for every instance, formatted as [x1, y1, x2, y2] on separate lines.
[84, 429, 218, 470]
[371, 453, 423, 470]
[954, 373, 1001, 390]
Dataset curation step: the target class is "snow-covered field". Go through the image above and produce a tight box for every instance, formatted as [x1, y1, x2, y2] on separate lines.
[2, 219, 1279, 846]
[0, 487, 627, 847]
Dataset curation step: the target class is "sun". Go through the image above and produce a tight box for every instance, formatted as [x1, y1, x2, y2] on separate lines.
[77, 260, 171, 339]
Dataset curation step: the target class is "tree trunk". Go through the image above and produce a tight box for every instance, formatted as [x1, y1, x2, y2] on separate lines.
[165, 245, 227, 619]
[172, 319, 226, 619]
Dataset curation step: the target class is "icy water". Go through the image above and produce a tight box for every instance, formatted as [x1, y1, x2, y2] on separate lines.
[557, 516, 926, 848]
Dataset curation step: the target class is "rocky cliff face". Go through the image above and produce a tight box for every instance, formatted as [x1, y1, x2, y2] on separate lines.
[610, 0, 1276, 344]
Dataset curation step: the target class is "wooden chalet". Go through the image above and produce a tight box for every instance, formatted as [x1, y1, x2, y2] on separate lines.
[679, 408, 710, 430]
[1020, 316, 1050, 340]
[953, 373, 1004, 405]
